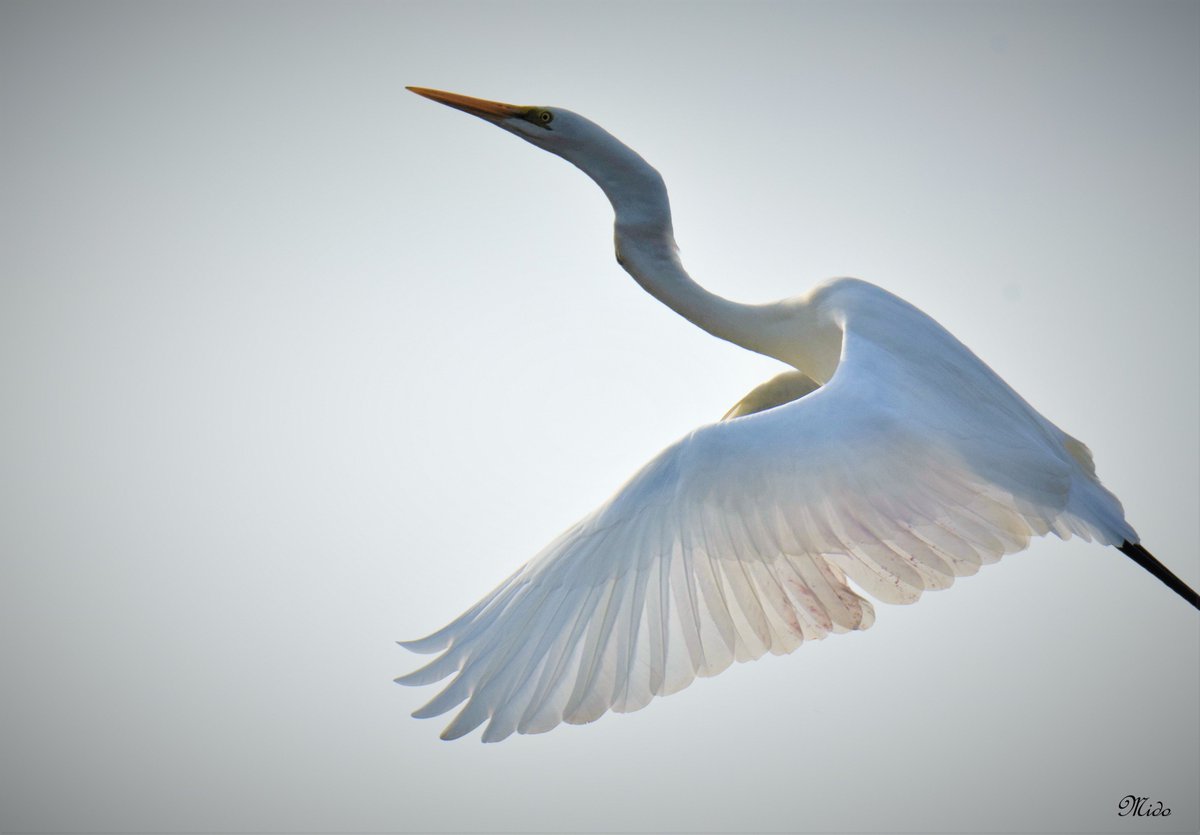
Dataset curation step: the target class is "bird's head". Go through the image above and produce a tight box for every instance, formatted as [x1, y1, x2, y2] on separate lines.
[406, 86, 584, 153]
[408, 86, 670, 233]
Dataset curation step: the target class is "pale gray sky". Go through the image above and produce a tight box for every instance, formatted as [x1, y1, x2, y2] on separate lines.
[1, 1, 1197, 833]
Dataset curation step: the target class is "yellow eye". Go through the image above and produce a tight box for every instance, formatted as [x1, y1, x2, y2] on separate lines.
[521, 108, 554, 129]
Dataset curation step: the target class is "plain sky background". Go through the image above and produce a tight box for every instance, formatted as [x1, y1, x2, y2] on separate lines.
[1, 1, 1197, 833]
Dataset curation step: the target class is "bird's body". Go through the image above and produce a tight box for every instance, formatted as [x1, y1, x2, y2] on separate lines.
[399, 88, 1198, 742]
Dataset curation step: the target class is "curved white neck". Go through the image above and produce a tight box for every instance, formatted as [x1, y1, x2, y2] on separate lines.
[614, 222, 785, 358]
[555, 137, 779, 354]
[554, 131, 840, 378]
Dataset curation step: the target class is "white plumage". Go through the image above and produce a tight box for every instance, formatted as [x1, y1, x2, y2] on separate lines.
[398, 278, 1127, 741]
[398, 88, 1196, 742]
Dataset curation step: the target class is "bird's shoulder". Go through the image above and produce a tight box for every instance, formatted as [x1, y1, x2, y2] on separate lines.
[803, 278, 954, 351]
[801, 278, 1032, 419]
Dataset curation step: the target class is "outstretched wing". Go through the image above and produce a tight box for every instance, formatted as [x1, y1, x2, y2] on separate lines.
[396, 319, 1100, 742]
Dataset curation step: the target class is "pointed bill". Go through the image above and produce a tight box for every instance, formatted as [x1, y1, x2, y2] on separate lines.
[406, 87, 530, 121]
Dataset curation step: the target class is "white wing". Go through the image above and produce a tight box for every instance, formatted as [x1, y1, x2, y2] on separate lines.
[397, 280, 1132, 742]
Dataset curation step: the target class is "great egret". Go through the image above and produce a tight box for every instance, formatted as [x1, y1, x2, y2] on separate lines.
[398, 87, 1198, 742]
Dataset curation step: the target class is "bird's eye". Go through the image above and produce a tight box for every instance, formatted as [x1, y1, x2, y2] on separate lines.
[525, 108, 553, 128]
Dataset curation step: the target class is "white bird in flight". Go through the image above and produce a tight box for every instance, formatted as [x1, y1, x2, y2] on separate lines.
[398, 87, 1199, 742]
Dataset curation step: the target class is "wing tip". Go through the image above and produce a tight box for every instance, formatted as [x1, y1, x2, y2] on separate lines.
[397, 634, 452, 655]
[393, 670, 424, 687]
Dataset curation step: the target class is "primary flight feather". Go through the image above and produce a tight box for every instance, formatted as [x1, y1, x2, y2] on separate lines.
[398, 87, 1199, 743]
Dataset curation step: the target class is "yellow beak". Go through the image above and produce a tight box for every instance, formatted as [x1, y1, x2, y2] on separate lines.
[406, 87, 529, 120]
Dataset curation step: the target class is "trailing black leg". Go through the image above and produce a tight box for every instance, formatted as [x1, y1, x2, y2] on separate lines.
[1119, 541, 1200, 610]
